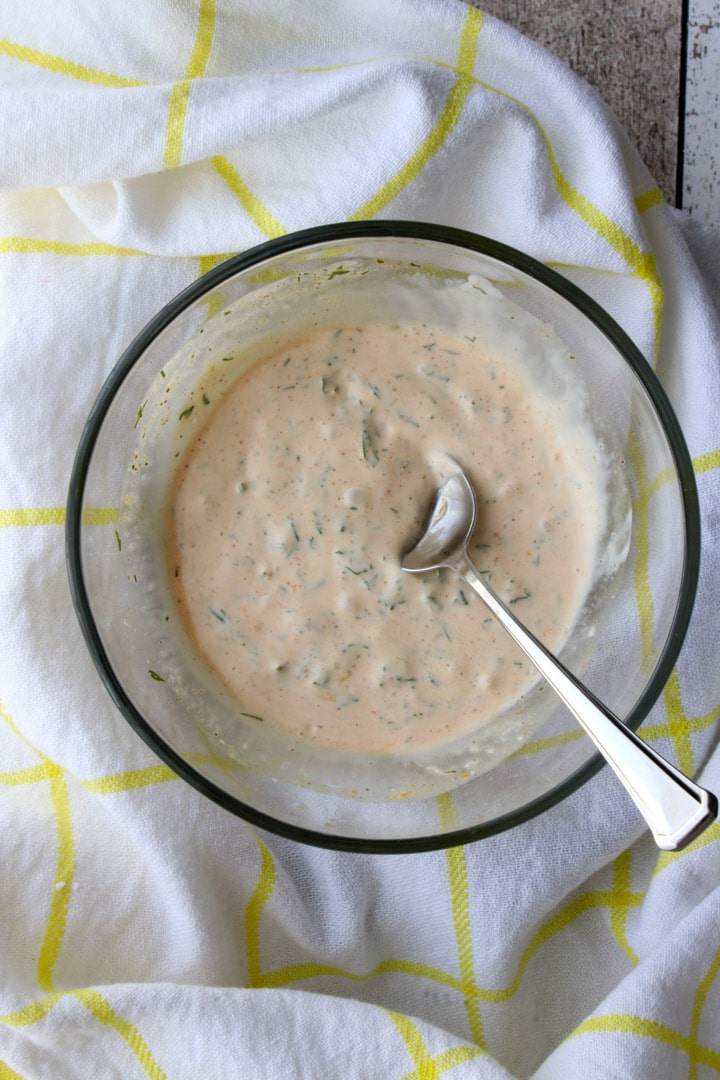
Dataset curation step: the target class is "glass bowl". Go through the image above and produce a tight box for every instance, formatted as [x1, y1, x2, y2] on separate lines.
[66, 222, 700, 852]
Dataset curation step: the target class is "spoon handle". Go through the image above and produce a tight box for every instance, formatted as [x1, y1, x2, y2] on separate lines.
[457, 556, 717, 851]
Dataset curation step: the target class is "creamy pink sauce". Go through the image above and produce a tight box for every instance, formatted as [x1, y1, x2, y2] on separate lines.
[167, 322, 605, 754]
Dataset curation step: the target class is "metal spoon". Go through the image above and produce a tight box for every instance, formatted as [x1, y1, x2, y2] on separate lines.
[401, 466, 717, 850]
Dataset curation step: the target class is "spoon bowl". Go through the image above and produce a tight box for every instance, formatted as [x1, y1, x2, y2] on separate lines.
[401, 470, 477, 573]
[402, 464, 717, 851]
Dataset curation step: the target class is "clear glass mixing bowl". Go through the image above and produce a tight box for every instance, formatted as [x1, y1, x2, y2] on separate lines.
[66, 222, 700, 851]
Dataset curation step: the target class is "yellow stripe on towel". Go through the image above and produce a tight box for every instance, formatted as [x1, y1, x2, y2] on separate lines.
[350, 6, 483, 220]
[163, 0, 217, 169]
[0, 39, 147, 88]
[0, 507, 117, 528]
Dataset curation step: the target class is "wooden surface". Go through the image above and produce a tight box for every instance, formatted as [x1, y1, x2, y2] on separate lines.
[685, 0, 720, 224]
[468, 0, 683, 205]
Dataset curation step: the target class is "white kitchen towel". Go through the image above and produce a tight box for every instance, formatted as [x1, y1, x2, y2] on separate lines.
[1, 2, 719, 1078]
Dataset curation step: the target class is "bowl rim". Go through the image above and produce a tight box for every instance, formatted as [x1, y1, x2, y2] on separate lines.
[65, 220, 701, 853]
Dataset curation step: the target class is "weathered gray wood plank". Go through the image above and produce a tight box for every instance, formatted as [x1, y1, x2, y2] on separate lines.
[465, 0, 682, 203]
[685, 0, 720, 224]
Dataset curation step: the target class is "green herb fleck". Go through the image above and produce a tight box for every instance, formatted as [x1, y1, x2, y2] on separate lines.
[345, 564, 371, 575]
[179, 405, 194, 420]
[148, 670, 165, 681]
[133, 399, 148, 429]
[239, 711, 264, 722]
[419, 366, 450, 382]
[202, 393, 210, 405]
[210, 608, 228, 622]
[114, 530, 122, 552]
[361, 420, 378, 464]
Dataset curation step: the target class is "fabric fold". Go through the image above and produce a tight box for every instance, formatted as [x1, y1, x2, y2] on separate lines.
[1, 2, 719, 1078]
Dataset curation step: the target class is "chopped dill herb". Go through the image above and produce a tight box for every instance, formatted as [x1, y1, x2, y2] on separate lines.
[179, 405, 194, 420]
[114, 530, 122, 552]
[361, 420, 378, 463]
[148, 670, 165, 681]
[419, 366, 450, 382]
